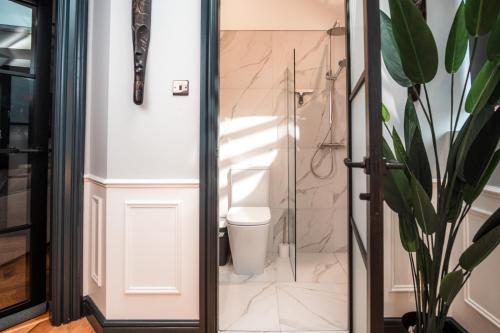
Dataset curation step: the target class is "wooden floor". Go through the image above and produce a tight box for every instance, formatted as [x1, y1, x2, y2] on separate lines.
[2, 314, 95, 333]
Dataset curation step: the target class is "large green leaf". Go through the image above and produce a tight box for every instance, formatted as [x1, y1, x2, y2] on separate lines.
[392, 127, 408, 164]
[465, 60, 500, 113]
[380, 11, 413, 87]
[460, 110, 500, 185]
[404, 97, 432, 197]
[388, 0, 439, 83]
[382, 103, 391, 122]
[383, 140, 411, 215]
[398, 214, 418, 252]
[446, 185, 464, 223]
[465, 0, 500, 36]
[446, 2, 469, 73]
[459, 225, 500, 271]
[464, 150, 500, 204]
[473, 207, 500, 242]
[439, 271, 464, 305]
[455, 104, 495, 175]
[404, 97, 419, 151]
[410, 173, 438, 234]
[487, 15, 500, 60]
[417, 240, 432, 275]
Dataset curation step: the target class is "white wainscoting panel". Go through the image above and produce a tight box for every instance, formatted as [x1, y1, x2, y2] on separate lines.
[124, 201, 182, 295]
[91, 195, 103, 286]
[389, 211, 414, 293]
[462, 206, 500, 329]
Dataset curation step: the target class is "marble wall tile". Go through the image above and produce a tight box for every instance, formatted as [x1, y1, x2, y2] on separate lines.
[296, 207, 347, 253]
[219, 30, 347, 255]
[220, 31, 273, 90]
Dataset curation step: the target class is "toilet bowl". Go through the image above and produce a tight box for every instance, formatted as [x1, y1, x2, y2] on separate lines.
[225, 167, 271, 275]
[227, 206, 271, 275]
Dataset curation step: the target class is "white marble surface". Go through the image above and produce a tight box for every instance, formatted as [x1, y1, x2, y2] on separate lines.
[219, 253, 348, 332]
[219, 30, 348, 254]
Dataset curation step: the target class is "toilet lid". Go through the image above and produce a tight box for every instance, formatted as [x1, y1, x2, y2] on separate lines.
[226, 207, 271, 226]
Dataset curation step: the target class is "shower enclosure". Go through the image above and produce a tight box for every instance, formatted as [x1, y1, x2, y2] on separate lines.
[285, 24, 347, 281]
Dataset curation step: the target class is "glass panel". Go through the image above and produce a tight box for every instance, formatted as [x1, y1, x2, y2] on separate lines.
[0, 0, 34, 74]
[352, 232, 367, 333]
[0, 230, 30, 309]
[287, 49, 296, 279]
[351, 86, 367, 247]
[0, 74, 33, 230]
[349, 0, 365, 86]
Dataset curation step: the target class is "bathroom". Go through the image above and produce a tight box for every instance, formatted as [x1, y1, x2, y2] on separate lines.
[217, 0, 348, 331]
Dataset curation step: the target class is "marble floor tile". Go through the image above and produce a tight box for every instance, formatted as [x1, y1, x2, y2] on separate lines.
[219, 282, 281, 331]
[276, 282, 348, 331]
[296, 252, 347, 284]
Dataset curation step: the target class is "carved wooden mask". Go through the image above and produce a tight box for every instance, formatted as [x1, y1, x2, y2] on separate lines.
[132, 0, 152, 105]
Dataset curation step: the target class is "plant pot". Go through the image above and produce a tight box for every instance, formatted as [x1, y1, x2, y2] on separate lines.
[399, 312, 467, 333]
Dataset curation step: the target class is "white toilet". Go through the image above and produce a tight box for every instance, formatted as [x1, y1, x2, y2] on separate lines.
[226, 168, 271, 275]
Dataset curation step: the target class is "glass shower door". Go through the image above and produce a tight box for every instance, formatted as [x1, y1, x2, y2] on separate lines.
[286, 50, 296, 279]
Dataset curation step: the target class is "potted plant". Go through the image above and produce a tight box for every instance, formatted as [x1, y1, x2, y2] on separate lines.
[380, 0, 500, 332]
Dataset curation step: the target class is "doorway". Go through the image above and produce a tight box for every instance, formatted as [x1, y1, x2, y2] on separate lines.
[200, 0, 386, 332]
[0, 0, 53, 328]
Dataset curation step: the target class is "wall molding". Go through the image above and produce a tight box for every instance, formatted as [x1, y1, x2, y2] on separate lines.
[389, 211, 414, 293]
[84, 174, 199, 188]
[83, 297, 200, 333]
[124, 201, 182, 295]
[90, 195, 103, 287]
[481, 185, 500, 200]
[463, 206, 500, 329]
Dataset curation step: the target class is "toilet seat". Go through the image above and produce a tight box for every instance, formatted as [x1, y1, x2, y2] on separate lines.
[226, 207, 271, 226]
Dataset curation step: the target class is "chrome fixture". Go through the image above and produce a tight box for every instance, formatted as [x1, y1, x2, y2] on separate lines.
[310, 21, 346, 179]
[295, 89, 314, 106]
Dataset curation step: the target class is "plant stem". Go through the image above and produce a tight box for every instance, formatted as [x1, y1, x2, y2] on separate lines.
[450, 38, 478, 145]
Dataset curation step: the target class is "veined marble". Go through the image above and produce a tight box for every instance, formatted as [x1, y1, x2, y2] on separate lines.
[219, 253, 348, 332]
[219, 30, 347, 255]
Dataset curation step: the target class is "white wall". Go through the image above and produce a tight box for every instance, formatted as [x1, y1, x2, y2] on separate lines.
[84, 0, 201, 320]
[221, 0, 344, 31]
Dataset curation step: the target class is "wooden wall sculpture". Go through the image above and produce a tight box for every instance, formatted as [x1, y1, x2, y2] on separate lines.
[132, 0, 152, 105]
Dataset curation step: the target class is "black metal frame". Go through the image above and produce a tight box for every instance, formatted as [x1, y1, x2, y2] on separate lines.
[0, 0, 51, 325]
[200, 0, 219, 332]
[50, 0, 89, 325]
[345, 0, 384, 332]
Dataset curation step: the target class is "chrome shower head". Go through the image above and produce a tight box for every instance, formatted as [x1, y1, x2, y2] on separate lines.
[338, 58, 347, 68]
[327, 21, 346, 36]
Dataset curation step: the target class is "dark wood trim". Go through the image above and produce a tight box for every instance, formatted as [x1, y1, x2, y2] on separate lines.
[50, 0, 89, 325]
[384, 317, 468, 333]
[82, 297, 200, 333]
[200, 0, 220, 333]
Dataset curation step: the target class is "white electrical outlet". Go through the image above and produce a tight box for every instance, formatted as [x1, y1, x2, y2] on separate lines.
[173, 80, 189, 96]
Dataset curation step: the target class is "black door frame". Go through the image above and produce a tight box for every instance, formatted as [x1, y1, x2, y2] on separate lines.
[345, 0, 384, 332]
[0, 0, 89, 328]
[200, 0, 219, 332]
[50, 0, 88, 326]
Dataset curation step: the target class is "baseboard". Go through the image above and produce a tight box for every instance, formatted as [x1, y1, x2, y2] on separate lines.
[384, 317, 468, 333]
[82, 297, 201, 333]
